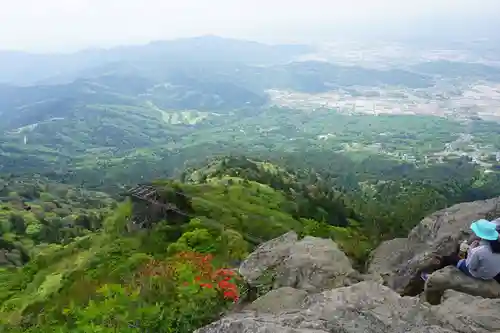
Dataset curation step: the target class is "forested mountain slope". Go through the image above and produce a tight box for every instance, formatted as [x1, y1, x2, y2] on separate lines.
[0, 176, 114, 267]
[186, 155, 500, 241]
[2, 154, 500, 332]
[0, 36, 313, 86]
[0, 157, 368, 332]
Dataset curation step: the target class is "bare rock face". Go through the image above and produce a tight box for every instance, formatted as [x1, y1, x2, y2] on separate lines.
[274, 236, 360, 292]
[367, 197, 500, 294]
[196, 281, 500, 333]
[239, 232, 359, 293]
[239, 231, 298, 285]
[195, 281, 433, 333]
[194, 311, 329, 333]
[244, 287, 308, 314]
[434, 290, 500, 333]
[366, 237, 407, 278]
[424, 266, 500, 305]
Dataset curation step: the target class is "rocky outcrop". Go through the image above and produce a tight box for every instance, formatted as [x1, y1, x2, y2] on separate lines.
[196, 280, 500, 333]
[368, 197, 500, 294]
[239, 231, 359, 293]
[239, 231, 298, 285]
[197, 197, 500, 333]
[433, 290, 500, 333]
[244, 287, 307, 314]
[424, 266, 500, 304]
[366, 237, 407, 277]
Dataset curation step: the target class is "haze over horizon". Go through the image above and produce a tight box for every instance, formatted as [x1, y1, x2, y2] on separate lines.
[1, 0, 500, 53]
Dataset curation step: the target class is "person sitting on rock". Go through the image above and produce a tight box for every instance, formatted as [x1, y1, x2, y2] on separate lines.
[422, 219, 500, 282]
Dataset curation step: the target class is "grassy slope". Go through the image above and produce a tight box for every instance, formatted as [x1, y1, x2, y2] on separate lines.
[183, 177, 303, 242]
[0, 164, 368, 329]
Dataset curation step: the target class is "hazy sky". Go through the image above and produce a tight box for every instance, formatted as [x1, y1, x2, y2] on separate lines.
[1, 0, 499, 52]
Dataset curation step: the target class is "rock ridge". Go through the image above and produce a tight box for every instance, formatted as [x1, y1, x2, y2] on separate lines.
[197, 196, 500, 333]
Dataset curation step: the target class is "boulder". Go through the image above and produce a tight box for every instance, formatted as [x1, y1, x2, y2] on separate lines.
[196, 281, 500, 333]
[239, 231, 298, 285]
[367, 197, 500, 294]
[273, 236, 360, 292]
[239, 232, 359, 293]
[424, 266, 500, 305]
[366, 237, 407, 278]
[433, 290, 500, 333]
[194, 311, 330, 333]
[245, 287, 308, 314]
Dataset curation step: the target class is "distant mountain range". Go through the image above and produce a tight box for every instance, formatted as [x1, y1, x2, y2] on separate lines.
[3, 35, 500, 182]
[0, 35, 313, 86]
[0, 36, 442, 132]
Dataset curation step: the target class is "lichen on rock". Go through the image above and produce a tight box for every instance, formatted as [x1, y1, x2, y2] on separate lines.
[424, 266, 500, 305]
[239, 231, 359, 294]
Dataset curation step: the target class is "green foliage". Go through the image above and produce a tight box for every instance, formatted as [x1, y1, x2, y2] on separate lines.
[0, 176, 113, 269]
[0, 182, 251, 332]
[167, 228, 217, 255]
[62, 284, 162, 333]
[103, 199, 132, 236]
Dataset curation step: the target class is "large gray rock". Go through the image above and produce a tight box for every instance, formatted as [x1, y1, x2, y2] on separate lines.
[424, 266, 500, 305]
[239, 232, 359, 293]
[366, 237, 407, 279]
[434, 290, 500, 333]
[245, 287, 308, 314]
[274, 236, 359, 292]
[196, 281, 500, 333]
[239, 231, 298, 285]
[194, 311, 330, 333]
[367, 197, 500, 294]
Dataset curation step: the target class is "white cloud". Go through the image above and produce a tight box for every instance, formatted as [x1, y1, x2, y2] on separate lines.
[0, 0, 498, 52]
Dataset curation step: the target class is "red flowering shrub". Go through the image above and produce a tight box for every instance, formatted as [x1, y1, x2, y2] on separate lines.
[70, 251, 245, 333]
[214, 268, 239, 302]
[134, 259, 176, 298]
[135, 251, 242, 304]
[174, 252, 241, 303]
